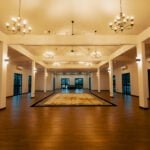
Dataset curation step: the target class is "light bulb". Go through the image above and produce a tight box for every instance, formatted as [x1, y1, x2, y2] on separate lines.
[11, 17, 17, 22]
[23, 29, 27, 34]
[5, 22, 10, 27]
[109, 23, 113, 27]
[28, 26, 32, 31]
[130, 16, 134, 21]
[23, 19, 27, 25]
[12, 27, 16, 31]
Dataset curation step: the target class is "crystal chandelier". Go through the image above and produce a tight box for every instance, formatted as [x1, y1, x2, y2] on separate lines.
[5, 0, 32, 34]
[109, 0, 134, 32]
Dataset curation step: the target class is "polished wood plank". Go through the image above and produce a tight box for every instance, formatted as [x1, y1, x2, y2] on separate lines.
[0, 91, 150, 150]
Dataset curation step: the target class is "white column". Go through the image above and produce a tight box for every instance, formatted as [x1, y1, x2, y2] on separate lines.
[137, 42, 149, 108]
[0, 42, 8, 109]
[97, 67, 101, 92]
[109, 60, 114, 97]
[31, 61, 36, 98]
[44, 68, 47, 93]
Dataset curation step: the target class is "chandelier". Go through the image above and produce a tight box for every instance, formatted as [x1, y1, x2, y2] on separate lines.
[90, 50, 102, 58]
[109, 0, 134, 32]
[43, 51, 55, 59]
[71, 20, 74, 35]
[5, 0, 32, 34]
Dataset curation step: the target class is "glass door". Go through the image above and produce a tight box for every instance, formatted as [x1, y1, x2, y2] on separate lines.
[14, 73, 22, 96]
[113, 75, 116, 92]
[28, 76, 32, 93]
[53, 77, 55, 91]
[89, 77, 91, 90]
[122, 73, 131, 95]
[75, 78, 83, 89]
[61, 78, 70, 89]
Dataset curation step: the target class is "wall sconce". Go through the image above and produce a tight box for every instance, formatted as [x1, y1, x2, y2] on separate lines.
[4, 57, 9, 64]
[34, 68, 37, 73]
[45, 72, 48, 77]
[107, 68, 111, 72]
[121, 65, 128, 70]
[136, 57, 141, 63]
[17, 66, 23, 70]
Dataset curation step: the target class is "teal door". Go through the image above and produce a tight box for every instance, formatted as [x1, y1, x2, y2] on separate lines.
[61, 78, 70, 89]
[14, 73, 22, 96]
[75, 78, 83, 89]
[122, 73, 131, 95]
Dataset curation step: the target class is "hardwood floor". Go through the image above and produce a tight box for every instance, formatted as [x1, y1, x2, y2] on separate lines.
[0, 91, 150, 150]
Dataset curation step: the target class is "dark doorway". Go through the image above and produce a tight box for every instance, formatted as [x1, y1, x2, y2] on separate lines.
[113, 75, 116, 92]
[122, 73, 131, 95]
[28, 76, 32, 93]
[75, 78, 83, 89]
[53, 77, 55, 91]
[89, 77, 91, 90]
[148, 69, 150, 99]
[14, 73, 22, 96]
[61, 78, 70, 89]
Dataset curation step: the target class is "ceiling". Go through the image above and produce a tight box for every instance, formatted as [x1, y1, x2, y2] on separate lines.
[23, 45, 120, 66]
[0, 0, 150, 35]
[1, 0, 150, 71]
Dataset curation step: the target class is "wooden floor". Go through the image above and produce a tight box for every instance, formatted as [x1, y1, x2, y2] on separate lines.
[0, 91, 150, 150]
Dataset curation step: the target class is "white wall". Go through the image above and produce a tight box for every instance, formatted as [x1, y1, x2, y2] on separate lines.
[6, 63, 31, 97]
[55, 74, 89, 89]
[91, 73, 97, 90]
[100, 71, 109, 90]
[35, 71, 53, 91]
[114, 61, 139, 96]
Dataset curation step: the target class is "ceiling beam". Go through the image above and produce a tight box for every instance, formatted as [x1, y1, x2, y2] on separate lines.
[98, 60, 108, 68]
[137, 27, 150, 43]
[7, 35, 137, 45]
[98, 45, 135, 68]
[0, 31, 8, 42]
[9, 45, 47, 68]
[110, 45, 136, 60]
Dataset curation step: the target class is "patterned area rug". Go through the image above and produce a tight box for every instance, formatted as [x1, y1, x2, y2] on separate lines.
[36, 93, 114, 106]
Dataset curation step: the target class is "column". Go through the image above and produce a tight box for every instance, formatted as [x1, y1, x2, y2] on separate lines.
[31, 61, 36, 98]
[137, 42, 149, 108]
[0, 42, 8, 109]
[97, 67, 101, 92]
[109, 60, 114, 97]
[44, 68, 47, 93]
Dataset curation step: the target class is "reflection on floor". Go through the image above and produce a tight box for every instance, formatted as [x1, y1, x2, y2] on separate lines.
[36, 92, 113, 106]
[61, 88, 85, 93]
[1, 91, 150, 150]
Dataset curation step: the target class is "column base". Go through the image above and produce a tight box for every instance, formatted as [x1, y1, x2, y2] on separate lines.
[139, 106, 149, 110]
[110, 96, 114, 98]
[0, 107, 6, 110]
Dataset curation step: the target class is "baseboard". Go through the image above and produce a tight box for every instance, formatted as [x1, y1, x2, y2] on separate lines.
[139, 106, 149, 110]
[6, 92, 30, 98]
[131, 94, 139, 97]
[0, 107, 6, 111]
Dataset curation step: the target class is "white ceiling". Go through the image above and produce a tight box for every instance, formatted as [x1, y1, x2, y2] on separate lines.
[0, 0, 150, 34]
[1, 0, 150, 70]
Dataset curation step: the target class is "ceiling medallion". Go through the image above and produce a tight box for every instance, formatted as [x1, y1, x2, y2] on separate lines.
[5, 0, 32, 34]
[109, 0, 134, 32]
